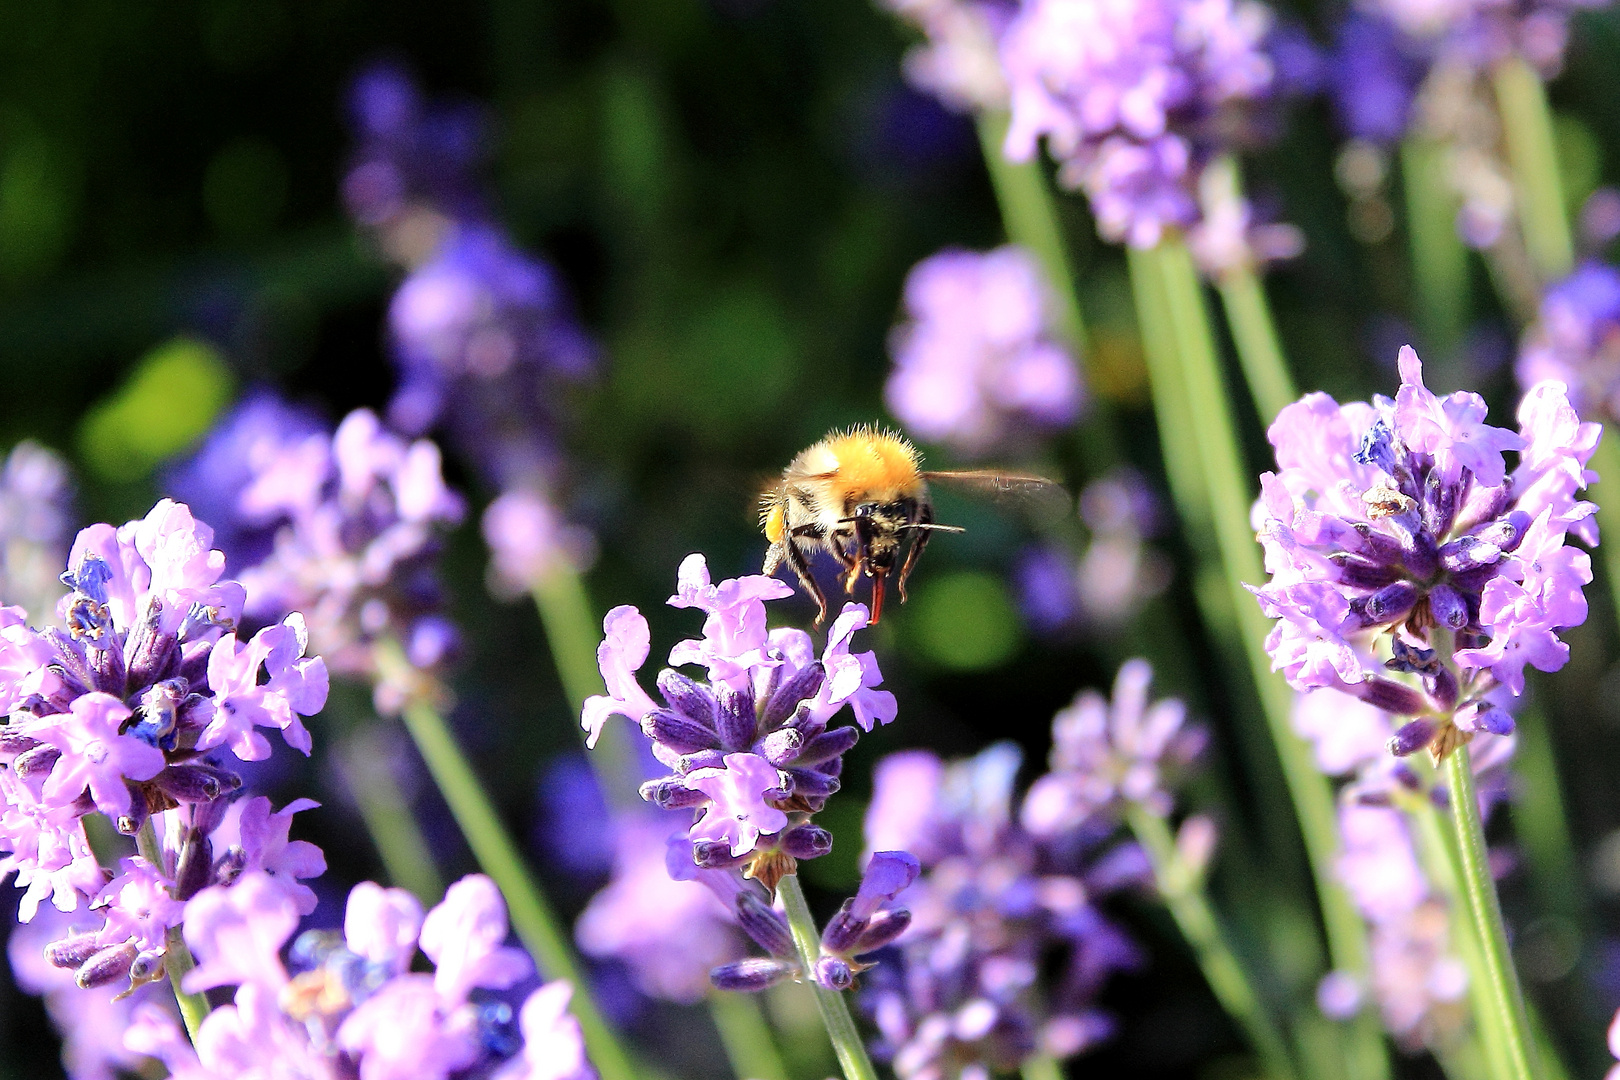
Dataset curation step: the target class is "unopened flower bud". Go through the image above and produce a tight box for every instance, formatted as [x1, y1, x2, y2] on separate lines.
[710, 957, 797, 992]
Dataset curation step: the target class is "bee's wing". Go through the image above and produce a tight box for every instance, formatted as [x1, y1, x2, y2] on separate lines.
[920, 470, 1065, 503]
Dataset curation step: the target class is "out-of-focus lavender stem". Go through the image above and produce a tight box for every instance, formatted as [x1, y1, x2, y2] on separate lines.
[1493, 58, 1574, 286]
[342, 727, 444, 905]
[135, 819, 211, 1041]
[1128, 804, 1297, 1080]
[1020, 1056, 1065, 1080]
[531, 565, 641, 811]
[708, 991, 790, 1080]
[1400, 137, 1470, 391]
[1128, 237, 1391, 1080]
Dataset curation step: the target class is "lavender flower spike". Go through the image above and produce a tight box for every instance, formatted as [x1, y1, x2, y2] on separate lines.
[580, 553, 894, 887]
[0, 498, 329, 994]
[1000, 0, 1278, 249]
[1251, 345, 1599, 758]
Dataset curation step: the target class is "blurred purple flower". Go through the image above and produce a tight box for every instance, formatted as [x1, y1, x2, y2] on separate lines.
[1518, 261, 1620, 425]
[886, 245, 1084, 456]
[1000, 0, 1278, 250]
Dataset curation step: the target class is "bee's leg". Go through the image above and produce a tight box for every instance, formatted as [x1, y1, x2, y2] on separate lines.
[896, 505, 934, 603]
[782, 536, 831, 627]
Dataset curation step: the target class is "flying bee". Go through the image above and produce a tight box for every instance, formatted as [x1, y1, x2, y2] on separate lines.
[760, 426, 1059, 626]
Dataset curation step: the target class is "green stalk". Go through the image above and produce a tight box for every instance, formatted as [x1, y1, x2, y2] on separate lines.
[709, 992, 791, 1080]
[1130, 239, 1390, 1080]
[1020, 1057, 1066, 1080]
[778, 873, 880, 1080]
[135, 819, 211, 1041]
[530, 565, 641, 814]
[342, 727, 444, 905]
[1409, 792, 1515, 1080]
[1216, 265, 1298, 424]
[1510, 702, 1583, 929]
[531, 565, 607, 714]
[1442, 745, 1541, 1080]
[1400, 137, 1470, 389]
[1128, 805, 1297, 1080]
[977, 110, 1087, 352]
[1492, 57, 1574, 285]
[1588, 428, 1620, 621]
[376, 641, 638, 1080]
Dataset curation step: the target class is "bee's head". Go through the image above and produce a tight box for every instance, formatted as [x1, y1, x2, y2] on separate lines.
[851, 502, 908, 574]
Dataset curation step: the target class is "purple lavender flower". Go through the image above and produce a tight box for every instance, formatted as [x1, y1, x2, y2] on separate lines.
[0, 499, 329, 994]
[1251, 346, 1598, 758]
[0, 440, 74, 623]
[575, 819, 745, 1003]
[343, 65, 596, 596]
[1517, 261, 1620, 424]
[1022, 658, 1205, 830]
[885, 245, 1084, 456]
[196, 407, 466, 710]
[124, 871, 594, 1080]
[7, 903, 170, 1080]
[581, 553, 894, 886]
[879, 0, 1015, 114]
[860, 743, 1145, 1077]
[999, 0, 1277, 249]
[1326, 13, 1426, 144]
[1016, 469, 1170, 632]
[483, 488, 597, 599]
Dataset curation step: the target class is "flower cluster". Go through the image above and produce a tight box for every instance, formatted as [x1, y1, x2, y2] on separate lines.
[1251, 346, 1599, 759]
[859, 738, 1150, 1079]
[999, 0, 1277, 250]
[0, 499, 328, 995]
[885, 245, 1084, 456]
[1517, 261, 1620, 425]
[582, 554, 896, 887]
[173, 402, 465, 708]
[127, 872, 594, 1080]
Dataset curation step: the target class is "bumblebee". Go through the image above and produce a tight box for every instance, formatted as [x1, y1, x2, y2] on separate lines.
[760, 426, 1055, 626]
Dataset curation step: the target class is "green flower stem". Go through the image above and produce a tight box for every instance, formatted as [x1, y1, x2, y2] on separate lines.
[1510, 702, 1584, 929]
[530, 564, 640, 812]
[976, 110, 1086, 351]
[709, 992, 791, 1080]
[342, 727, 444, 905]
[779, 873, 880, 1080]
[976, 109, 1127, 476]
[135, 819, 211, 1041]
[1492, 57, 1574, 286]
[376, 642, 638, 1080]
[1588, 427, 1620, 621]
[1127, 804, 1297, 1080]
[1020, 1056, 1066, 1080]
[1400, 137, 1470, 385]
[1442, 745, 1541, 1080]
[1215, 264, 1297, 424]
[530, 564, 607, 714]
[1408, 791, 1515, 1080]
[1128, 238, 1390, 1080]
